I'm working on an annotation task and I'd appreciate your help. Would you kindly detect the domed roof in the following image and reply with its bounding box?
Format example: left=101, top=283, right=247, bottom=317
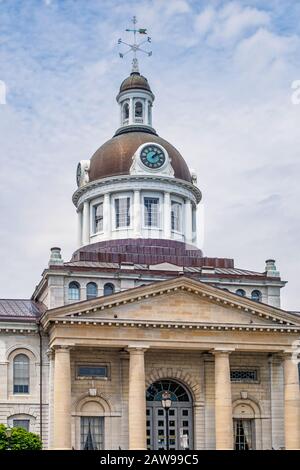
left=119, top=72, right=152, bottom=93
left=89, top=131, right=192, bottom=183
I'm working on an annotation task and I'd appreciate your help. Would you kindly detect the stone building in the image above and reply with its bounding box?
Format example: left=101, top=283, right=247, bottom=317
left=0, top=66, right=299, bottom=451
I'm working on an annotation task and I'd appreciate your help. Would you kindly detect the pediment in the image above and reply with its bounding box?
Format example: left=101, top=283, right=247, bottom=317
left=42, top=277, right=300, bottom=330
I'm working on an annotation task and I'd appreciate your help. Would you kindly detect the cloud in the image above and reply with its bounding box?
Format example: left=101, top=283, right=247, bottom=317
left=0, top=0, right=299, bottom=311
left=195, top=2, right=270, bottom=46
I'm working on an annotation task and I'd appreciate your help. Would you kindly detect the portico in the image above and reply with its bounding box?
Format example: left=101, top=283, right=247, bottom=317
left=41, top=277, right=300, bottom=450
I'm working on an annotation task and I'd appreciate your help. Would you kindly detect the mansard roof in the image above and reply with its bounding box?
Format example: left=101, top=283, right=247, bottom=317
left=0, top=299, right=45, bottom=321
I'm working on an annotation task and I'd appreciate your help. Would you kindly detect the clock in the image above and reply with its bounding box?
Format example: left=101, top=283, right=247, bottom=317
left=140, top=145, right=166, bottom=169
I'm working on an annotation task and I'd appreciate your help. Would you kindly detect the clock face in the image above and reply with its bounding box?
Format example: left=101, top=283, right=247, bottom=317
left=140, top=145, right=166, bottom=169
left=76, top=162, right=82, bottom=186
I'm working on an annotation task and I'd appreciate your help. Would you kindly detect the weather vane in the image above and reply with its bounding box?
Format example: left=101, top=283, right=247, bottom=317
left=118, top=16, right=152, bottom=73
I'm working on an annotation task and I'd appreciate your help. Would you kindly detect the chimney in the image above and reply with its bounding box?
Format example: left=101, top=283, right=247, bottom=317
left=49, top=247, right=64, bottom=267
left=265, top=259, right=280, bottom=277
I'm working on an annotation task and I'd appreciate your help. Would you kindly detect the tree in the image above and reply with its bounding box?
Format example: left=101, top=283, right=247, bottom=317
left=0, top=424, right=42, bottom=450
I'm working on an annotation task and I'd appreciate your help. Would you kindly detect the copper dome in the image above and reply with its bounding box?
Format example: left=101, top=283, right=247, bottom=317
left=119, top=72, right=152, bottom=93
left=89, top=131, right=192, bottom=183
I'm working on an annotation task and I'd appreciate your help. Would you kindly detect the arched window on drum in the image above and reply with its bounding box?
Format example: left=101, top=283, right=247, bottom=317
left=103, top=283, right=115, bottom=296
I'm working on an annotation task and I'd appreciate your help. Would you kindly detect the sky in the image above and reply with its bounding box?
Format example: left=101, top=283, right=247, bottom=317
left=0, top=0, right=299, bottom=310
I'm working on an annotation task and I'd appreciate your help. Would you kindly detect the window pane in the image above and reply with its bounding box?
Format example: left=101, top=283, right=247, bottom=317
left=234, top=419, right=254, bottom=450
left=251, top=290, right=262, bottom=302
left=230, top=369, right=258, bottom=383
left=171, top=201, right=182, bottom=232
left=69, top=282, right=80, bottom=300
left=104, top=283, right=115, bottom=296
left=81, top=417, right=104, bottom=450
left=77, top=365, right=107, bottom=378
left=144, top=197, right=159, bottom=227
left=236, top=289, right=246, bottom=297
left=13, top=354, right=29, bottom=394
left=87, top=282, right=98, bottom=300
left=123, top=102, right=129, bottom=120
left=13, top=419, right=30, bottom=431
left=115, top=197, right=130, bottom=228
left=135, top=101, right=143, bottom=117
left=93, top=203, right=103, bottom=233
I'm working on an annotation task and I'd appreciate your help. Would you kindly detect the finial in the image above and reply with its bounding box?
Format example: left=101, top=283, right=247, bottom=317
left=118, top=16, right=152, bottom=74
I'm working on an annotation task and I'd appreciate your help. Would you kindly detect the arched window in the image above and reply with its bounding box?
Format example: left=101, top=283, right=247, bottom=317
left=69, top=281, right=80, bottom=301
left=146, top=380, right=193, bottom=450
left=103, top=283, right=115, bottom=296
left=251, top=290, right=262, bottom=302
left=236, top=289, right=246, bottom=297
left=123, top=102, right=129, bottom=123
left=87, top=282, right=98, bottom=300
left=13, top=354, right=29, bottom=394
left=135, top=101, right=143, bottom=120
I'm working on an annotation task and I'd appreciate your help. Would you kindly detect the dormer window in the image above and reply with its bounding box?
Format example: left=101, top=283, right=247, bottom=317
left=135, top=101, right=143, bottom=123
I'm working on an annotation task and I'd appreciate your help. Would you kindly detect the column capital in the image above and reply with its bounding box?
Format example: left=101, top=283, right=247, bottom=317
left=46, top=348, right=55, bottom=359
left=53, top=345, right=72, bottom=353
left=126, top=344, right=149, bottom=354
left=211, top=348, right=235, bottom=356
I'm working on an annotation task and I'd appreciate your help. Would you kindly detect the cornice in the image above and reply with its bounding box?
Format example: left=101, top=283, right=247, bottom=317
left=41, top=278, right=300, bottom=329
left=0, top=323, right=38, bottom=334
left=72, top=174, right=202, bottom=207
left=47, top=316, right=300, bottom=334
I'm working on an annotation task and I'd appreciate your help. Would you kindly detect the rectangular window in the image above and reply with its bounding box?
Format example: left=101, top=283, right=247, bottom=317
left=115, top=197, right=130, bottom=228
left=13, top=419, right=30, bottom=431
left=171, top=201, right=182, bottom=232
left=230, top=369, right=258, bottom=383
left=144, top=197, right=160, bottom=227
left=13, top=356, right=29, bottom=394
left=81, top=417, right=104, bottom=450
left=234, top=419, right=254, bottom=450
left=93, top=203, right=103, bottom=233
left=77, top=365, right=108, bottom=379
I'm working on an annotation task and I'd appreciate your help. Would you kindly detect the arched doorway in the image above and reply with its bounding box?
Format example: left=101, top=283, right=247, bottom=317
left=146, top=379, right=193, bottom=450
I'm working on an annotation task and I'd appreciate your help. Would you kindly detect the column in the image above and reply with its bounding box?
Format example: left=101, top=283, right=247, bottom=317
left=213, top=350, right=233, bottom=450
left=284, top=353, right=300, bottom=450
left=145, top=100, right=149, bottom=126
left=77, top=208, right=82, bottom=246
left=133, top=190, right=141, bottom=238
left=52, top=347, right=72, bottom=450
left=129, top=97, right=134, bottom=125
left=82, top=200, right=90, bottom=245
left=47, top=349, right=54, bottom=449
left=103, top=192, right=111, bottom=240
left=163, top=192, right=171, bottom=239
left=128, top=346, right=148, bottom=450
left=192, top=207, right=197, bottom=244
left=185, top=199, right=193, bottom=245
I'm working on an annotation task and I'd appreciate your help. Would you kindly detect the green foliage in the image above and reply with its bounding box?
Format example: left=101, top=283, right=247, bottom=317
left=0, top=424, right=42, bottom=450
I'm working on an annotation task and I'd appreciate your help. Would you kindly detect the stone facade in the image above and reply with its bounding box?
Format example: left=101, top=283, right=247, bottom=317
left=0, top=66, right=299, bottom=451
